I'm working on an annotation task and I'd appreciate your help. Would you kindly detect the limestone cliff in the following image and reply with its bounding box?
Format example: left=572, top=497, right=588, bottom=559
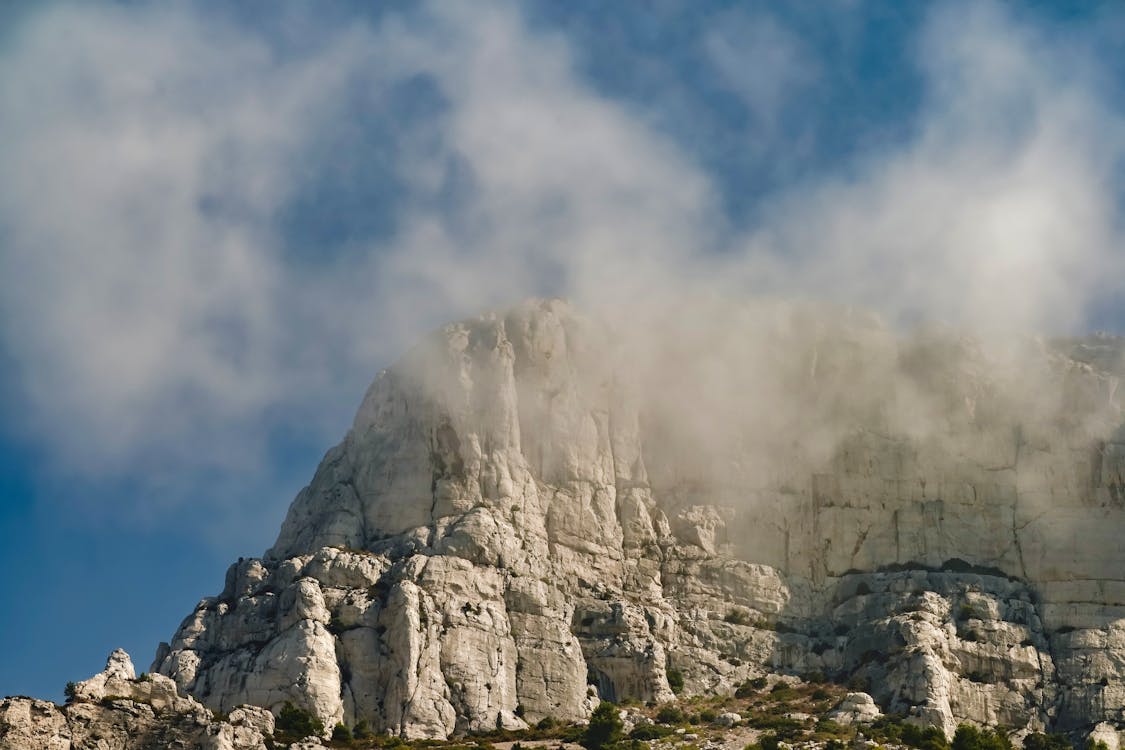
left=148, top=299, right=1125, bottom=741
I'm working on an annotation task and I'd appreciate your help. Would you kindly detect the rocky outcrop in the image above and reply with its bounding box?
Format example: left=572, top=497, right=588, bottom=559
left=827, top=570, right=1053, bottom=736
left=146, top=299, right=1125, bottom=741
left=0, top=650, right=273, bottom=750
left=828, top=692, right=882, bottom=725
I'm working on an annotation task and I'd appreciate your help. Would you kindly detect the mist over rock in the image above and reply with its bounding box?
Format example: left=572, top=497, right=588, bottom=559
left=149, top=299, right=1125, bottom=740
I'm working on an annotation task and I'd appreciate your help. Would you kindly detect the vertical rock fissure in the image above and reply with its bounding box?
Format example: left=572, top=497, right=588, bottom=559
left=893, top=509, right=901, bottom=564
left=606, top=381, right=624, bottom=532
left=1011, top=425, right=1029, bottom=582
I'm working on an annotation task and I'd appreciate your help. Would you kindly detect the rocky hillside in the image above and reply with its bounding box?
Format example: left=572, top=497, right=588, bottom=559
left=0, top=649, right=275, bottom=750
left=14, top=655, right=1119, bottom=750
left=7, top=298, right=1125, bottom=748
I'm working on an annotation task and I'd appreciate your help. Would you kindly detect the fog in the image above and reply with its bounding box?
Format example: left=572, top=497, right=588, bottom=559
left=0, top=1, right=1122, bottom=518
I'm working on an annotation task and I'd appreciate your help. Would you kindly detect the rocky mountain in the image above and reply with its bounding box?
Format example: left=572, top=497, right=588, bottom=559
left=141, top=299, right=1125, bottom=742
left=8, top=298, right=1125, bottom=748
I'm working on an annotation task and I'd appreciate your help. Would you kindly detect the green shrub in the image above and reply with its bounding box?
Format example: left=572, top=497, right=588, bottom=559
left=748, top=715, right=804, bottom=738
left=655, top=705, right=686, bottom=724
left=667, top=668, right=684, bottom=695
left=64, top=682, right=77, bottom=702
left=604, top=741, right=646, bottom=750
left=562, top=724, right=587, bottom=742
left=952, top=725, right=983, bottom=750
left=816, top=719, right=847, bottom=737
left=766, top=684, right=797, bottom=701
left=867, top=716, right=907, bottom=745
left=536, top=716, right=558, bottom=731
left=630, top=724, right=674, bottom=741
left=332, top=722, right=352, bottom=741
left=276, top=701, right=325, bottom=739
left=1023, top=734, right=1071, bottom=750
left=867, top=715, right=949, bottom=750
left=735, top=676, right=770, bottom=698
left=901, top=722, right=950, bottom=750
left=582, top=702, right=623, bottom=750
left=353, top=719, right=374, bottom=740
left=952, top=724, right=1011, bottom=750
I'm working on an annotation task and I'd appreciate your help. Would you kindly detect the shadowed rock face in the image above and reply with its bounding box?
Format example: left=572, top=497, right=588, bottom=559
left=152, top=299, right=1125, bottom=740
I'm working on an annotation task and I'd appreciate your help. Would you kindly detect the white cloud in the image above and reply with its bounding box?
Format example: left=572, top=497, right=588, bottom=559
left=0, top=1, right=718, bottom=486
left=0, top=0, right=1121, bottom=506
left=704, top=10, right=818, bottom=133
left=0, top=5, right=389, bottom=474
left=726, top=1, right=1124, bottom=336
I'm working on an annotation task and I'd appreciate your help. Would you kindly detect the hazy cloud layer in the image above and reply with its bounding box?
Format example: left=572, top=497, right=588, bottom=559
left=732, top=2, right=1125, bottom=335
left=0, top=1, right=1122, bottom=507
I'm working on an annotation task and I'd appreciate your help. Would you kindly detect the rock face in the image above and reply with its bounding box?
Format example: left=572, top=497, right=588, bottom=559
left=149, top=299, right=1125, bottom=741
left=0, top=650, right=273, bottom=750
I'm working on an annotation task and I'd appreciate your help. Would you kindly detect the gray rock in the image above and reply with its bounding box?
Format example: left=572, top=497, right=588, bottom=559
left=1090, top=722, right=1121, bottom=750
left=0, top=650, right=271, bottom=750
left=828, top=693, right=882, bottom=725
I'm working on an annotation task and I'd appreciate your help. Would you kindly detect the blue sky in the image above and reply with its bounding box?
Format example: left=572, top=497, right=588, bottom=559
left=1, top=0, right=1124, bottom=701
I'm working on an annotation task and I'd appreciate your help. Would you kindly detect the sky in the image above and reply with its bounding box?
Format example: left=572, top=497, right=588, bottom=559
left=1, top=0, right=1125, bottom=702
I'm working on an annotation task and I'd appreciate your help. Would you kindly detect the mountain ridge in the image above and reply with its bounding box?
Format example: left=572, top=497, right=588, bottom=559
left=147, top=299, right=1125, bottom=739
